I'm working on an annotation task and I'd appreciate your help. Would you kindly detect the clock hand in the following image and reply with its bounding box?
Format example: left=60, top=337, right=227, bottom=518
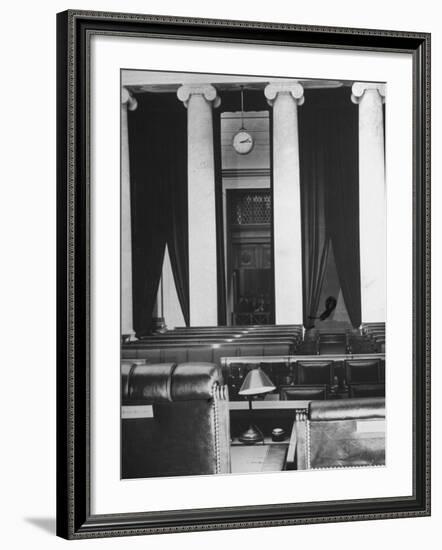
left=239, top=138, right=252, bottom=143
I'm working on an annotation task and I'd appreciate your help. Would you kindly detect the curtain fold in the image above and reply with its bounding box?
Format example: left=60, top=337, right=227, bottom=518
left=128, top=93, right=189, bottom=337
left=213, top=109, right=227, bottom=325
left=298, top=88, right=361, bottom=329
left=298, top=100, right=331, bottom=329
left=323, top=91, right=361, bottom=328
left=165, top=109, right=190, bottom=328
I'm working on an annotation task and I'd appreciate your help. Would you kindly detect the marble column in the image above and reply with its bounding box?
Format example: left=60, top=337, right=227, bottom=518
left=265, top=82, right=304, bottom=325
left=177, top=84, right=220, bottom=326
left=121, top=87, right=137, bottom=339
left=351, top=82, right=386, bottom=323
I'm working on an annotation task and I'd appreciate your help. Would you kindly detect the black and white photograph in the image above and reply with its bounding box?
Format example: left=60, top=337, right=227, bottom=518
left=120, top=69, right=387, bottom=479
left=51, top=4, right=431, bottom=542
left=1, top=0, right=437, bottom=546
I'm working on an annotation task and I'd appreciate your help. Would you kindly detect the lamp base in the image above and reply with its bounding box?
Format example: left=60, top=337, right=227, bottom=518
left=238, top=424, right=264, bottom=445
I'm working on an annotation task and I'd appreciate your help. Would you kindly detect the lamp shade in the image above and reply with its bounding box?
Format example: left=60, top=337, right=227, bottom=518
left=238, top=367, right=275, bottom=396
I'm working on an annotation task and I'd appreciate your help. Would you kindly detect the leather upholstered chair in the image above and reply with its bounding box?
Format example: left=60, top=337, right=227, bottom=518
left=345, top=359, right=381, bottom=384
left=121, top=362, right=231, bottom=479
left=287, top=398, right=385, bottom=470
left=280, top=384, right=328, bottom=401
left=296, top=361, right=333, bottom=385
left=349, top=383, right=385, bottom=398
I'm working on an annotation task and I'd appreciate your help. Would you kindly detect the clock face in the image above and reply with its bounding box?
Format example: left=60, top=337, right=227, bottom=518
left=232, top=130, right=254, bottom=155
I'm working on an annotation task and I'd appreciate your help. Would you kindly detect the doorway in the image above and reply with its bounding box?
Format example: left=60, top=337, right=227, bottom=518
left=226, top=190, right=274, bottom=325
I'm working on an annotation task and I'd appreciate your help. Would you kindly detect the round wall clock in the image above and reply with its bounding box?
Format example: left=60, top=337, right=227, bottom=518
left=232, top=86, right=254, bottom=155
left=232, top=130, right=254, bottom=155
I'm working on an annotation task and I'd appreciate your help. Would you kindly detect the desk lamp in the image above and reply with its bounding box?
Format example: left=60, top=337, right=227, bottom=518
left=238, top=367, right=275, bottom=444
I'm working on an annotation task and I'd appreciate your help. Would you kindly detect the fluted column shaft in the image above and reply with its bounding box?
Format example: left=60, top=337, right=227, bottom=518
left=121, top=88, right=137, bottom=338
left=177, top=85, right=220, bottom=326
left=352, top=82, right=386, bottom=323
left=265, top=82, right=304, bottom=325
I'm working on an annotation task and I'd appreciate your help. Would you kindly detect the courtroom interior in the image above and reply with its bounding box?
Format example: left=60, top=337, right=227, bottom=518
left=121, top=70, right=386, bottom=478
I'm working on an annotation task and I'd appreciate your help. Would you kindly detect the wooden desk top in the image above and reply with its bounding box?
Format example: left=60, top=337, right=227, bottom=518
left=229, top=400, right=309, bottom=411
left=231, top=436, right=290, bottom=446
left=122, top=399, right=309, bottom=418
left=230, top=443, right=288, bottom=474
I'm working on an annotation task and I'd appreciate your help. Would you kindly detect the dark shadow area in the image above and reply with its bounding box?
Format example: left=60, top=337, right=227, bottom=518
left=25, top=517, right=56, bottom=535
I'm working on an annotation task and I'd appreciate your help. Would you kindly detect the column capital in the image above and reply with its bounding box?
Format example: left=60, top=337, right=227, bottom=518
left=264, top=81, right=305, bottom=106
left=177, top=84, right=221, bottom=108
left=122, top=87, right=138, bottom=111
left=351, top=82, right=386, bottom=104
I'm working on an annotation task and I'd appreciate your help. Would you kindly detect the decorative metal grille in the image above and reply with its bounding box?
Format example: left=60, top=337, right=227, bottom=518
left=231, top=191, right=271, bottom=225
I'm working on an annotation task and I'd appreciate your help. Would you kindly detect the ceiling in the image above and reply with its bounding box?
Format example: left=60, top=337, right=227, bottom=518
left=122, top=69, right=355, bottom=94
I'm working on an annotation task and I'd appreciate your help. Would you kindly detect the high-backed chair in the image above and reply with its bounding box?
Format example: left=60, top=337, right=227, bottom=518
left=280, top=385, right=328, bottom=401
left=345, top=359, right=381, bottom=384
left=296, top=361, right=333, bottom=386
left=122, top=362, right=231, bottom=478
left=349, top=383, right=385, bottom=398
left=318, top=333, right=347, bottom=355
left=287, top=398, right=385, bottom=470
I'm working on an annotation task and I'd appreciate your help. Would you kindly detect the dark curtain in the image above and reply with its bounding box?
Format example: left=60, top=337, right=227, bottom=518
left=166, top=112, right=190, bottom=328
left=323, top=90, right=361, bottom=328
left=298, top=88, right=361, bottom=328
left=213, top=109, right=227, bottom=325
left=298, top=99, right=331, bottom=328
left=128, top=93, right=189, bottom=337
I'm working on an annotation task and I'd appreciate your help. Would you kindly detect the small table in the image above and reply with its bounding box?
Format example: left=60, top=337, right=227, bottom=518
left=230, top=442, right=288, bottom=473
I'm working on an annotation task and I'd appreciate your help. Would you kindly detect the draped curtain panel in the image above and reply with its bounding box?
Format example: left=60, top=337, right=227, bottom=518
left=299, top=99, right=331, bottom=328
left=323, top=90, right=361, bottom=328
left=166, top=102, right=190, bottom=328
left=128, top=93, right=189, bottom=337
left=298, top=88, right=361, bottom=329
left=213, top=109, right=227, bottom=325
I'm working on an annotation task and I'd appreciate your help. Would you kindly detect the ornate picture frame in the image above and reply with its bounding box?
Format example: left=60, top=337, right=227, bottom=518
left=56, top=9, right=430, bottom=539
